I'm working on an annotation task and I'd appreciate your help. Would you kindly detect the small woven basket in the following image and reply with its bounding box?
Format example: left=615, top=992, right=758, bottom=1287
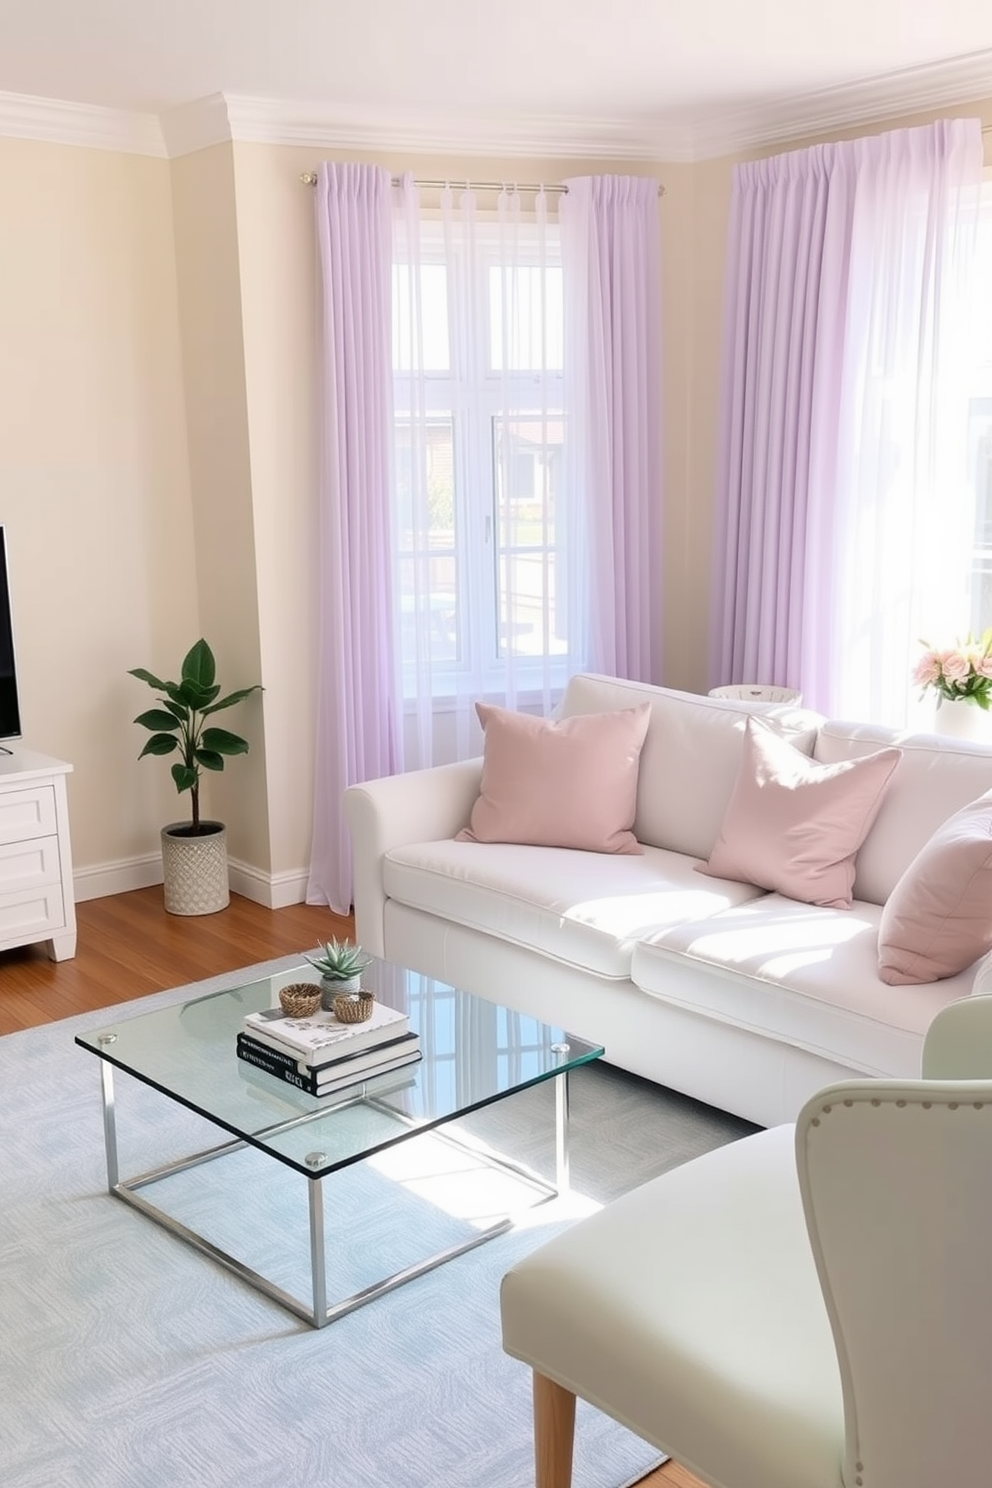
left=278, top=983, right=322, bottom=1018
left=333, top=990, right=376, bottom=1024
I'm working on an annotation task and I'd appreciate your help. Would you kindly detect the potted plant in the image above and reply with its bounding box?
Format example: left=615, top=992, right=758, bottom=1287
left=129, top=638, right=262, bottom=915
left=304, top=938, right=374, bottom=1015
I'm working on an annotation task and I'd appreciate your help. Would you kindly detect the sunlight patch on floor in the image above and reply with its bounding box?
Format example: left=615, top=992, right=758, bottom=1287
left=367, top=1129, right=601, bottom=1229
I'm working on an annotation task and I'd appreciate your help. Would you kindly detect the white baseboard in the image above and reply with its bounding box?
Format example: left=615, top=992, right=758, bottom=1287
left=228, top=860, right=310, bottom=909
left=73, top=853, right=163, bottom=902
left=73, top=854, right=310, bottom=909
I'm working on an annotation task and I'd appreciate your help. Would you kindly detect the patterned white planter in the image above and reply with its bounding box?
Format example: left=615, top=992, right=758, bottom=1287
left=160, top=822, right=229, bottom=916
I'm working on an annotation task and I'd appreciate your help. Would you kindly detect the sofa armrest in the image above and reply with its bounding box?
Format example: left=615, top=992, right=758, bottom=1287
left=343, top=759, right=483, bottom=956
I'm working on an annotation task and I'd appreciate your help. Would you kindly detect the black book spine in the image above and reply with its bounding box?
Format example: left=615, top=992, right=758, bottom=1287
left=237, top=1028, right=415, bottom=1074
left=236, top=1041, right=321, bottom=1093
left=236, top=1033, right=300, bottom=1074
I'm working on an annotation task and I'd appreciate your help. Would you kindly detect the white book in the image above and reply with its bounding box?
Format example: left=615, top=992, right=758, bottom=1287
left=243, top=996, right=409, bottom=1065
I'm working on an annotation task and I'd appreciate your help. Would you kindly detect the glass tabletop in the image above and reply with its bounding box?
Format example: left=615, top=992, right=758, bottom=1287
left=75, top=958, right=603, bottom=1179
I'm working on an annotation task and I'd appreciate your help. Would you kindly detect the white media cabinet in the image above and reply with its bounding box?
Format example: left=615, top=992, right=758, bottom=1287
left=0, top=749, right=76, bottom=961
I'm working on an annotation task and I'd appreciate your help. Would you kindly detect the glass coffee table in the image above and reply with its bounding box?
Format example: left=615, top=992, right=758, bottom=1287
left=75, top=958, right=603, bottom=1329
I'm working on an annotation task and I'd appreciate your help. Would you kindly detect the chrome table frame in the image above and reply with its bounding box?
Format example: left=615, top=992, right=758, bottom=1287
left=94, top=1036, right=575, bottom=1330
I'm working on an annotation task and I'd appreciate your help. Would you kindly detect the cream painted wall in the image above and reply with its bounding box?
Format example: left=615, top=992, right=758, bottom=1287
left=225, top=143, right=319, bottom=893
left=0, top=135, right=197, bottom=889
left=170, top=145, right=268, bottom=875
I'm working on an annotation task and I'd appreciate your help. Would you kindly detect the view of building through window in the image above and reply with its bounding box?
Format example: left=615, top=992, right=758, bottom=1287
left=392, top=223, right=566, bottom=697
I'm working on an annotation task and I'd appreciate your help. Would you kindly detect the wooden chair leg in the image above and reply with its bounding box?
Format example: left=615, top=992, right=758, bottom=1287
left=534, top=1370, right=576, bottom=1488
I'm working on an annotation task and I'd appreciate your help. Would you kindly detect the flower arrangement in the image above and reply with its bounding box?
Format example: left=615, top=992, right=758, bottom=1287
left=913, top=632, right=992, bottom=710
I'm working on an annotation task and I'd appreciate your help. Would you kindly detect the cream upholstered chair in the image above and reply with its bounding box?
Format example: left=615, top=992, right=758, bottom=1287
left=500, top=996, right=992, bottom=1488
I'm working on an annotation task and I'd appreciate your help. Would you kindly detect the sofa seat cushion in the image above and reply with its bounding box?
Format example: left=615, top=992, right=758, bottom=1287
left=383, top=840, right=767, bottom=980
left=631, top=896, right=974, bottom=1077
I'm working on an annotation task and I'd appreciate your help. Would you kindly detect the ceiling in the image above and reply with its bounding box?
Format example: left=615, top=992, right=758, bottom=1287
left=1, top=0, right=991, bottom=160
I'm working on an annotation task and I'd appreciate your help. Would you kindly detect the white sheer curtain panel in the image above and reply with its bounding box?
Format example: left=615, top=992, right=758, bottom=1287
left=306, top=163, right=403, bottom=914
left=392, top=177, right=571, bottom=769
left=817, top=121, right=984, bottom=725
left=560, top=176, right=663, bottom=682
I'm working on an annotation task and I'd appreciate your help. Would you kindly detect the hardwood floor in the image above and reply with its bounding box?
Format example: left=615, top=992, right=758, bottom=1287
left=0, top=886, right=354, bottom=1036
left=0, top=887, right=706, bottom=1488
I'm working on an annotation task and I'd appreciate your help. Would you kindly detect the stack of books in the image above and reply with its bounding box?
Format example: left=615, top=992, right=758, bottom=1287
left=237, top=997, right=420, bottom=1097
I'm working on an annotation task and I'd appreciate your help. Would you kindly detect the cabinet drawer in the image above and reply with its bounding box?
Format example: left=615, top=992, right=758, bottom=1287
left=0, top=834, right=62, bottom=895
left=0, top=883, right=66, bottom=946
left=0, top=785, right=57, bottom=845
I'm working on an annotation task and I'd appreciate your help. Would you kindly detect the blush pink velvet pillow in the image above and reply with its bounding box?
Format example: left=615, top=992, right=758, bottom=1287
left=877, top=793, right=992, bottom=985
left=456, top=701, right=650, bottom=854
left=698, top=717, right=901, bottom=909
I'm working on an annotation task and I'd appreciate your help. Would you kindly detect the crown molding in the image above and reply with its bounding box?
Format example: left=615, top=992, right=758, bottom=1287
left=158, top=93, right=232, bottom=158
left=0, top=45, right=990, bottom=167
left=220, top=94, right=687, bottom=162
left=0, top=89, right=165, bottom=156
left=689, top=47, right=992, bottom=159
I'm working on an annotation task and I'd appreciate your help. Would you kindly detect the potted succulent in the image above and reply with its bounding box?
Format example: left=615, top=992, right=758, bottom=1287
left=305, top=938, right=374, bottom=1016
left=129, top=638, right=262, bottom=916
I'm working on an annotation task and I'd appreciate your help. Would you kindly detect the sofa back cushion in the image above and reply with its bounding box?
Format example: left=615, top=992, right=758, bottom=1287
left=816, top=722, right=992, bottom=905
left=558, top=674, right=822, bottom=859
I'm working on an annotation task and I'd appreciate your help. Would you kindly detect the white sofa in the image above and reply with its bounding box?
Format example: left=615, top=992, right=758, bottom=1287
left=344, top=673, right=992, bottom=1127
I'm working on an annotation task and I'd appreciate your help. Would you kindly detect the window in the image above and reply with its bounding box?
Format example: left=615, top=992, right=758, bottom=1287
left=966, top=181, right=992, bottom=638
left=391, top=208, right=568, bottom=701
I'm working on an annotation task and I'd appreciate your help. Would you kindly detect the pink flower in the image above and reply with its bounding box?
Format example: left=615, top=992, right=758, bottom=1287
left=940, top=650, right=971, bottom=683
left=978, top=656, right=992, bottom=680
left=912, top=652, right=942, bottom=686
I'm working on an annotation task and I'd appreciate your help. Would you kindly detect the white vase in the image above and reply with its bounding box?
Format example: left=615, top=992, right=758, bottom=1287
left=934, top=697, right=990, bottom=742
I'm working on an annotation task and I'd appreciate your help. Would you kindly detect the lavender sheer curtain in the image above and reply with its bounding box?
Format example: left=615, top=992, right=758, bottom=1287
left=710, top=145, right=851, bottom=698
left=560, top=176, right=663, bottom=683
left=710, top=120, right=983, bottom=719
left=306, top=163, right=402, bottom=914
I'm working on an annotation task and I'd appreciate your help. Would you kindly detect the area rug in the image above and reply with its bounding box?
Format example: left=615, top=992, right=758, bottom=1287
left=0, top=956, right=755, bottom=1488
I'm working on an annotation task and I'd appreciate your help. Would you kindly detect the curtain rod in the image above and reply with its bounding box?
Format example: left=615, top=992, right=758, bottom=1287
left=300, top=171, right=664, bottom=196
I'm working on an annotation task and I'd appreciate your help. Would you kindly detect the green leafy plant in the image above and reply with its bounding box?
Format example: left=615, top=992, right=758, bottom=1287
left=129, top=638, right=262, bottom=834
left=304, top=938, right=372, bottom=981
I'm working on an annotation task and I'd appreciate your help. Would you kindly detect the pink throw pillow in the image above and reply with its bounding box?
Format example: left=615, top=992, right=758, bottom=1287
left=455, top=701, right=650, bottom=854
left=698, top=717, right=901, bottom=909
left=878, top=793, right=992, bottom=985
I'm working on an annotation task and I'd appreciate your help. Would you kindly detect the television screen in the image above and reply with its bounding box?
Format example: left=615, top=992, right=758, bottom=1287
left=0, top=527, right=22, bottom=741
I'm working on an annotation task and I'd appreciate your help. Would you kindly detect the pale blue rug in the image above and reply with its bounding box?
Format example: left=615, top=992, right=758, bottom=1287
left=0, top=957, right=754, bottom=1488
